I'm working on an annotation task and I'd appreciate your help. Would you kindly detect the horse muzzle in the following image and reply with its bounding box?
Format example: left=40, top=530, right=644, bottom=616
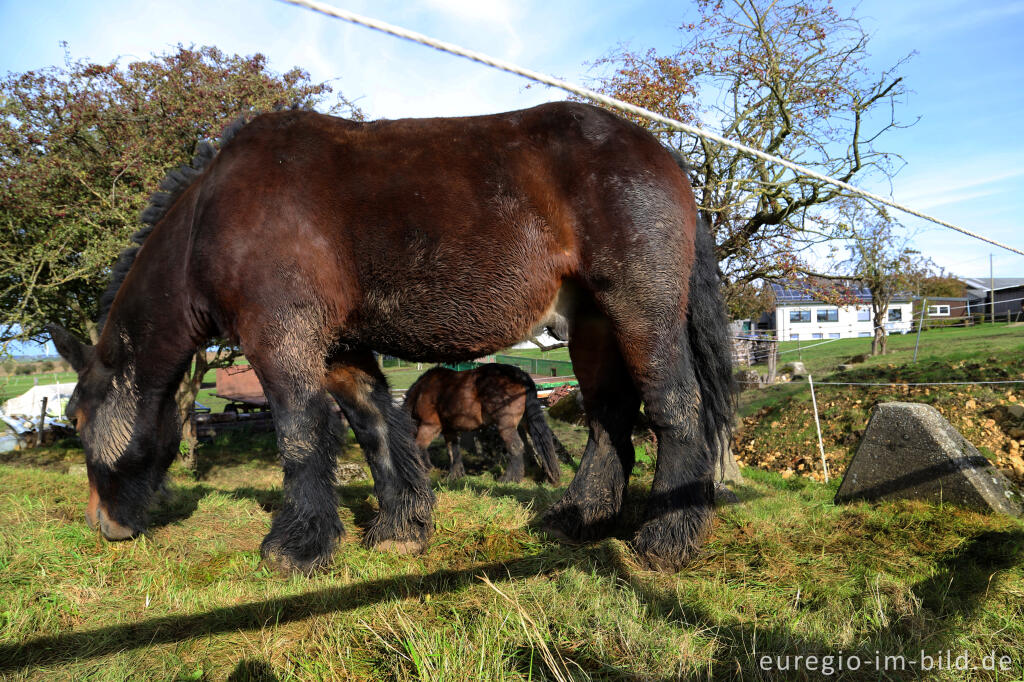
left=85, top=485, right=140, bottom=541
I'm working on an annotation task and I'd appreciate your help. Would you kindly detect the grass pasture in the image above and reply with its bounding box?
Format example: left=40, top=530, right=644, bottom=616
left=2, top=427, right=1023, bottom=680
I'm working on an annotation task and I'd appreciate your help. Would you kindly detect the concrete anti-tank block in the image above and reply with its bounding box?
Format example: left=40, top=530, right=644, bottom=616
left=835, top=402, right=1022, bottom=515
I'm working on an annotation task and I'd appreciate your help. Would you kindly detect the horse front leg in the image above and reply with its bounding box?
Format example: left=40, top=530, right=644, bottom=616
left=246, top=359, right=344, bottom=575
left=325, top=351, right=434, bottom=554
left=541, top=312, right=640, bottom=542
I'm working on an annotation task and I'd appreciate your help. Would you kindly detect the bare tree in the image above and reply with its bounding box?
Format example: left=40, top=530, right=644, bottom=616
left=842, top=205, right=927, bottom=355
left=588, top=0, right=914, bottom=303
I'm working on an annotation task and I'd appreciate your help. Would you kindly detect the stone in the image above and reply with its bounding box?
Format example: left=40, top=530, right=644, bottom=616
left=716, top=432, right=744, bottom=484
left=336, top=462, right=368, bottom=483
left=736, top=369, right=762, bottom=386
left=1006, top=404, right=1024, bottom=420
left=838, top=364, right=854, bottom=371
left=548, top=388, right=586, bottom=425
left=783, top=361, right=807, bottom=379
left=835, top=402, right=1022, bottom=515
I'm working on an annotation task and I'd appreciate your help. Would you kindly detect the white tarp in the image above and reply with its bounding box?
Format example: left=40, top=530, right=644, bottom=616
left=2, top=383, right=76, bottom=419
left=510, top=331, right=565, bottom=350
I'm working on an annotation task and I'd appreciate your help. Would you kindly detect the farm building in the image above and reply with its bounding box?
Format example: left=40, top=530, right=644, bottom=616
left=759, top=283, right=915, bottom=340
left=962, top=277, right=1024, bottom=320
left=914, top=296, right=969, bottom=321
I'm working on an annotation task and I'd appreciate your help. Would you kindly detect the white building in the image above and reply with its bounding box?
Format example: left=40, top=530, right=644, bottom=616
left=762, top=284, right=915, bottom=341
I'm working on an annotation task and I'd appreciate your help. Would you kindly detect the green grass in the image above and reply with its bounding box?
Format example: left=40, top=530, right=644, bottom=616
left=0, top=371, right=77, bottom=404
left=2, top=325, right=1024, bottom=678
left=740, top=323, right=1024, bottom=417
left=1, top=420, right=1023, bottom=680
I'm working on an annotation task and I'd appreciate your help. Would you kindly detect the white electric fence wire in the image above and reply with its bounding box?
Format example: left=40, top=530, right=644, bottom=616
left=279, top=0, right=1024, bottom=258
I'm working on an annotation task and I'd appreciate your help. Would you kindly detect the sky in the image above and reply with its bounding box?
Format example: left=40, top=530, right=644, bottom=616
left=1, top=0, right=1022, bottom=353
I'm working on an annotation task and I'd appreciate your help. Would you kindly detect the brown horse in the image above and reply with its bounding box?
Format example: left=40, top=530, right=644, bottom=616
left=404, top=364, right=560, bottom=484
left=47, top=101, right=733, bottom=573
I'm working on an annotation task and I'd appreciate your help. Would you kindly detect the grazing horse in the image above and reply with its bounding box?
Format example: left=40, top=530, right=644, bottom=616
left=47, top=101, right=733, bottom=573
left=404, top=364, right=561, bottom=484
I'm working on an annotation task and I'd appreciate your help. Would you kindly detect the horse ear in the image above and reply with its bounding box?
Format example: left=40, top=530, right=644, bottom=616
left=45, top=324, right=93, bottom=373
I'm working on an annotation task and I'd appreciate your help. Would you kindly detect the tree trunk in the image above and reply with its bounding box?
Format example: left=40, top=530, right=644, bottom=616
left=871, top=306, right=888, bottom=356
left=175, top=350, right=208, bottom=472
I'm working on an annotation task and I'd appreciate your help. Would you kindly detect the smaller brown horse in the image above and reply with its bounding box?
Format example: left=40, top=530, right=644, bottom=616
left=404, top=364, right=561, bottom=484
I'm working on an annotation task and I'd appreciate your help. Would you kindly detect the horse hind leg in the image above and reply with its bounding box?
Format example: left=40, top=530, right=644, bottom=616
left=324, top=351, right=434, bottom=554
left=496, top=423, right=527, bottom=483
left=444, top=431, right=466, bottom=480
left=541, top=310, right=640, bottom=541
left=627, top=323, right=716, bottom=571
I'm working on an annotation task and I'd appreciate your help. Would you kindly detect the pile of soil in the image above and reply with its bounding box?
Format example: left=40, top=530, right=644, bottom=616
left=734, top=385, right=1024, bottom=486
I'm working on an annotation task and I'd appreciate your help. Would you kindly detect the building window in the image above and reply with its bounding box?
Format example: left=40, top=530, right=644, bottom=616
left=789, top=309, right=811, bottom=323
left=817, top=308, right=839, bottom=322
left=858, top=331, right=872, bottom=338
left=811, top=333, right=823, bottom=340
left=888, top=308, right=902, bottom=322
left=857, top=307, right=871, bottom=322
left=828, top=333, right=841, bottom=339
left=790, top=333, right=800, bottom=341
left=928, top=304, right=950, bottom=317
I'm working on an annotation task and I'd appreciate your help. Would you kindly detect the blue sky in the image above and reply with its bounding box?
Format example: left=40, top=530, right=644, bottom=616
left=1, top=0, right=1022, bottom=353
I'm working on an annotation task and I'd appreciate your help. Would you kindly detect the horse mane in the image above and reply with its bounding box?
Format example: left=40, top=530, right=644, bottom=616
left=95, top=114, right=254, bottom=332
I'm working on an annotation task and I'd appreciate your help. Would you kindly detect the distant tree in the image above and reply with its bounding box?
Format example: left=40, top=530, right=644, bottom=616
left=587, top=0, right=912, bottom=297
left=918, top=270, right=967, bottom=299
left=724, top=280, right=774, bottom=321
left=841, top=205, right=927, bottom=356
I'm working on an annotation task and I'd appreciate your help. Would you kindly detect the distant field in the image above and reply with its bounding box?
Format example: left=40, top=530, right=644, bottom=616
left=0, top=371, right=77, bottom=404
left=5, top=346, right=574, bottom=416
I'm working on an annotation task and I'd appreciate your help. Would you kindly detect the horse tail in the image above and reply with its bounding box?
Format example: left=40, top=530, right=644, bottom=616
left=522, top=381, right=561, bottom=485
left=669, top=146, right=736, bottom=478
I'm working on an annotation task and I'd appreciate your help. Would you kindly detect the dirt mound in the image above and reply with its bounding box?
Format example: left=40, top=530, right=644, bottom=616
left=735, top=385, right=1024, bottom=487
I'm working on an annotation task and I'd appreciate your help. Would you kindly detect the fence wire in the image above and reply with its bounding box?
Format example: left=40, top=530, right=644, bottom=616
left=279, top=0, right=1024, bottom=257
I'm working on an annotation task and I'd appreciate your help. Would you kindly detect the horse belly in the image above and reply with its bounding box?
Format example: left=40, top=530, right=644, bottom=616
left=358, top=274, right=564, bottom=361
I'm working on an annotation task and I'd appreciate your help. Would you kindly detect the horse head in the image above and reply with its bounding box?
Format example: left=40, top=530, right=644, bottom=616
left=47, top=323, right=180, bottom=542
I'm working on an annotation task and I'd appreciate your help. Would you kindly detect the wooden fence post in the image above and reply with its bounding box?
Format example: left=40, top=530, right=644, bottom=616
left=35, top=396, right=48, bottom=448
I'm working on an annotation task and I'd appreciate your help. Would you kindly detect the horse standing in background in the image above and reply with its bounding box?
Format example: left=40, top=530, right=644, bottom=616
left=404, top=364, right=561, bottom=484
left=48, top=101, right=733, bottom=574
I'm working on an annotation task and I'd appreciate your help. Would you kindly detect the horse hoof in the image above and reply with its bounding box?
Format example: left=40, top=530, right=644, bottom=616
left=540, top=522, right=584, bottom=546
left=497, top=470, right=524, bottom=483
left=370, top=538, right=428, bottom=555
left=447, top=466, right=466, bottom=481
left=629, top=511, right=711, bottom=572
left=260, top=545, right=332, bottom=576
